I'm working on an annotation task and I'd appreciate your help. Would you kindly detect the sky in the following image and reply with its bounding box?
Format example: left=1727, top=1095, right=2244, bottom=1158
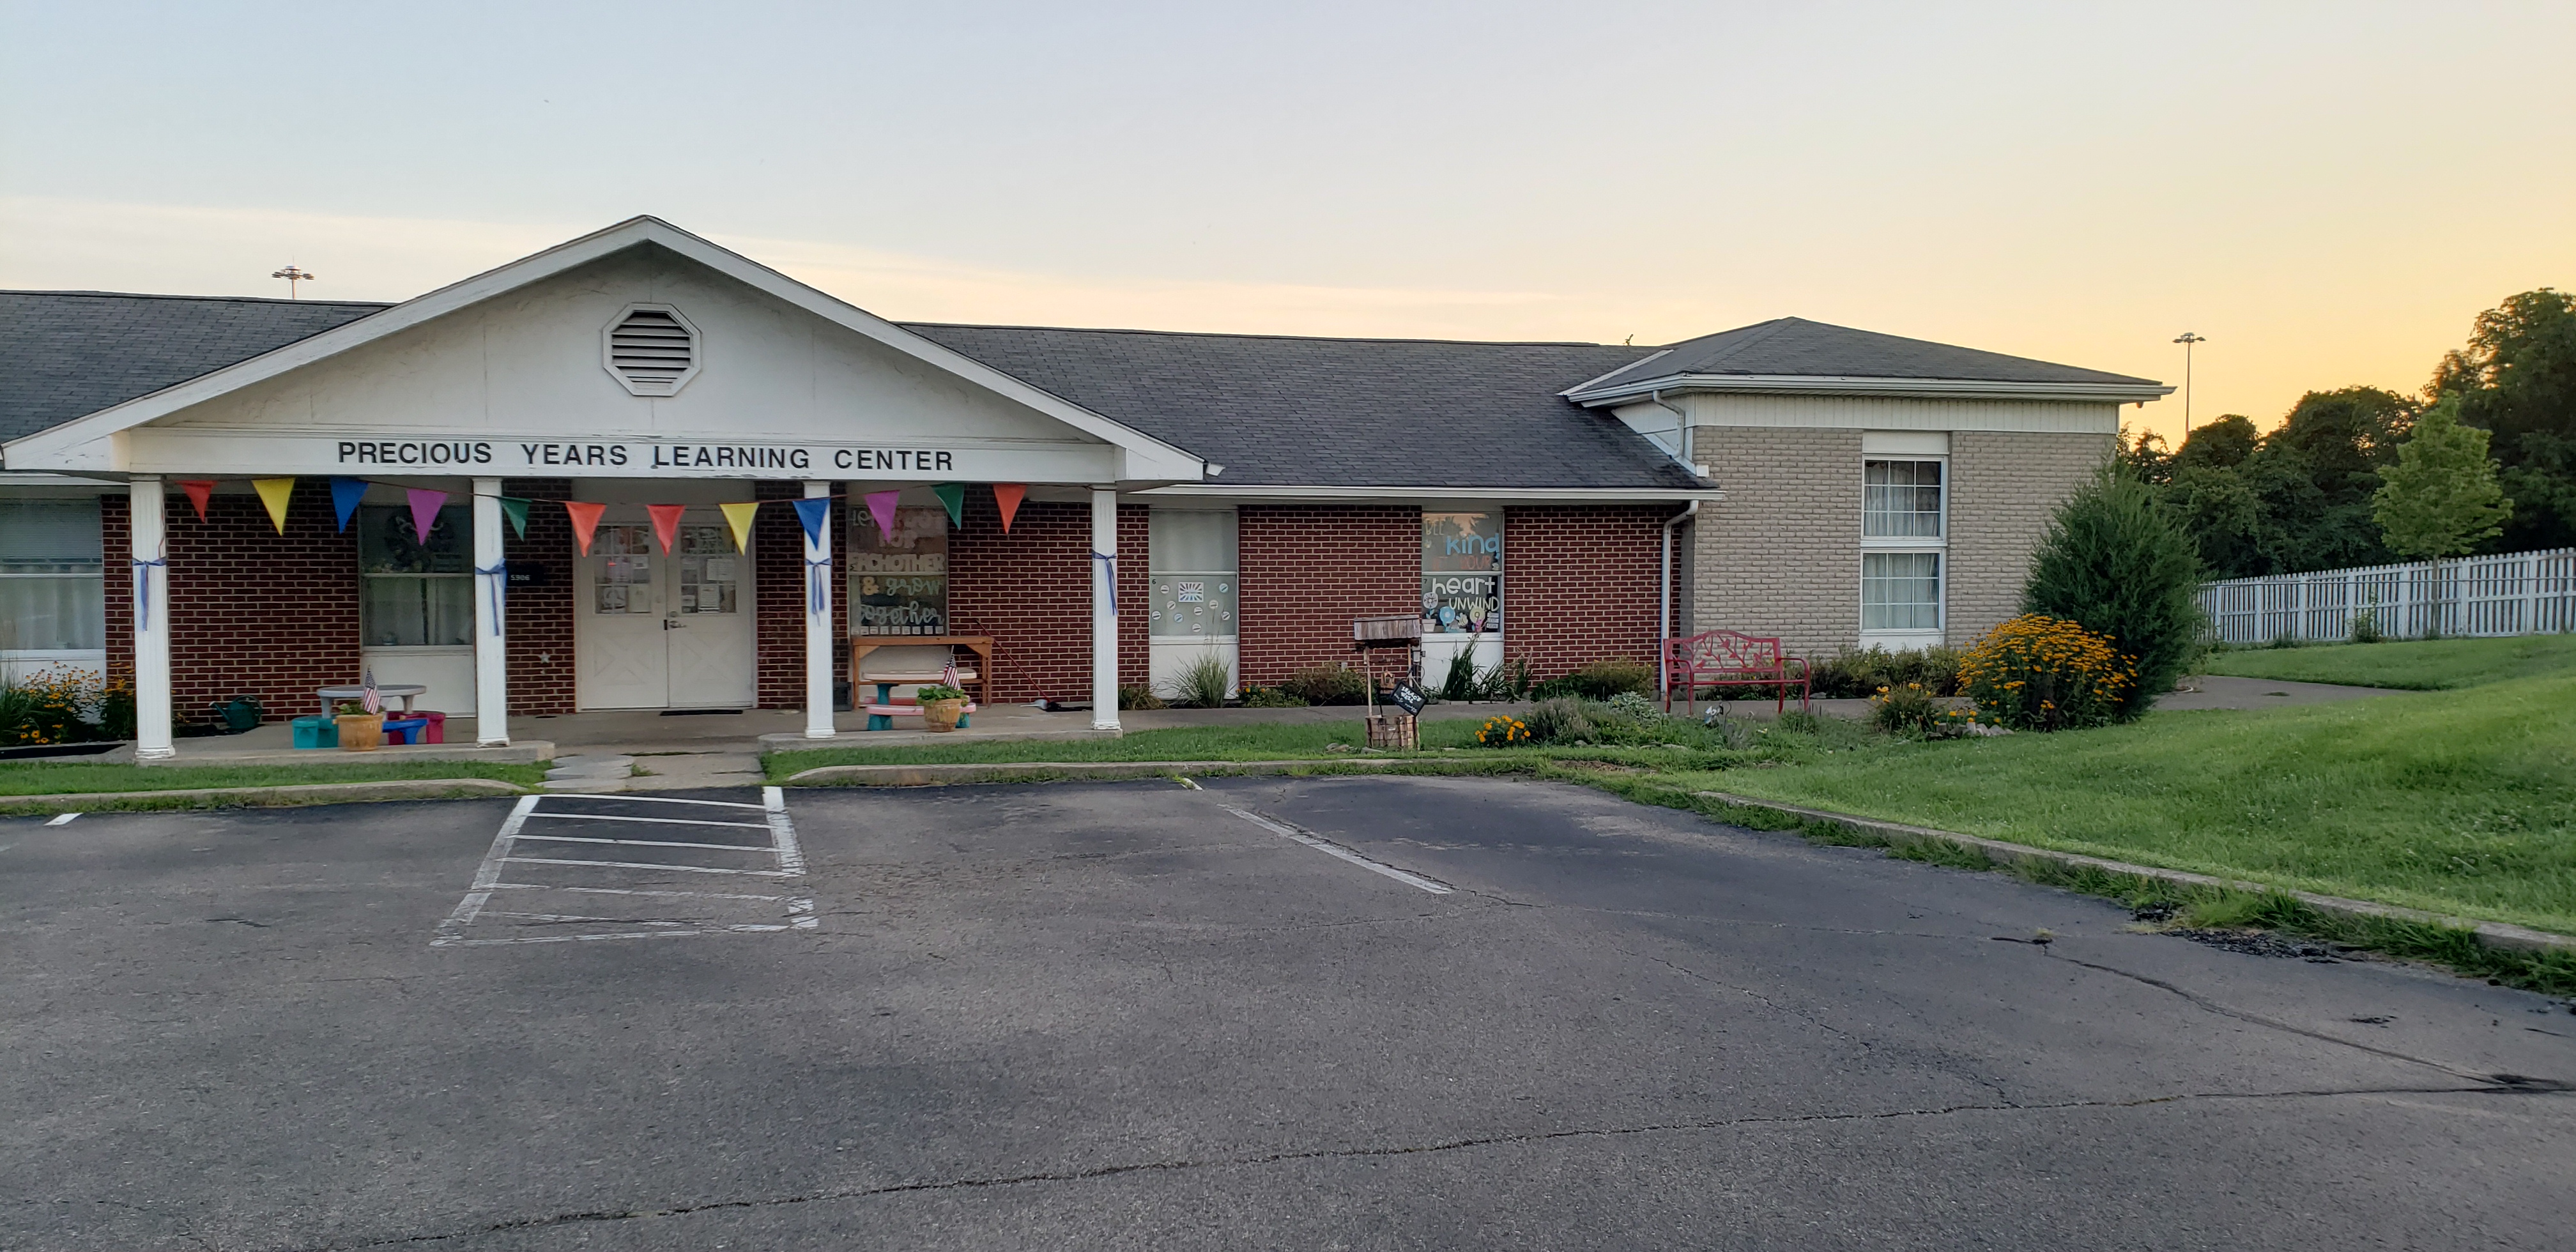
left=4, top=1, right=2571, bottom=445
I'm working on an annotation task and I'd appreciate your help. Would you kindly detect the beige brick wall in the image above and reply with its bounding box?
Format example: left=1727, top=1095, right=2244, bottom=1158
left=1687, top=426, right=1863, bottom=657
left=1946, top=430, right=2113, bottom=644
left=1687, top=425, right=2110, bottom=655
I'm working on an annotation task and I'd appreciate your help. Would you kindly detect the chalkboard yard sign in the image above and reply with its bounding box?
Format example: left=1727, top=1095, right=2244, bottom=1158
left=1388, top=683, right=1427, bottom=715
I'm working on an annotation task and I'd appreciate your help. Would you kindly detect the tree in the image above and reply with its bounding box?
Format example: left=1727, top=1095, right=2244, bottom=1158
left=2373, top=395, right=2510, bottom=561
left=2022, top=463, right=2207, bottom=719
left=2430, top=288, right=2576, bottom=549
left=2172, top=414, right=2258, bottom=471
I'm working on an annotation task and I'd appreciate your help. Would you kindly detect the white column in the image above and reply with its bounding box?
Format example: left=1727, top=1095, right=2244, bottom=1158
left=1090, top=487, right=1121, bottom=731
left=472, top=478, right=510, bottom=746
left=803, top=480, right=836, bottom=739
left=130, top=477, right=174, bottom=760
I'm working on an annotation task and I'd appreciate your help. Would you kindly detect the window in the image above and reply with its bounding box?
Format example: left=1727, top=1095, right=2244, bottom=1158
left=1151, top=510, right=1238, bottom=639
left=1862, top=552, right=1943, bottom=632
left=0, top=498, right=104, bottom=652
left=1422, top=510, right=1501, bottom=634
left=358, top=505, right=473, bottom=646
left=1864, top=459, right=1945, bottom=538
left=850, top=507, right=947, bottom=636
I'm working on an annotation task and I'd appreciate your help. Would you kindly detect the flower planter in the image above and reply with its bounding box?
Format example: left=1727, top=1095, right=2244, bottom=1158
left=919, top=698, right=965, bottom=733
left=335, top=713, right=386, bottom=752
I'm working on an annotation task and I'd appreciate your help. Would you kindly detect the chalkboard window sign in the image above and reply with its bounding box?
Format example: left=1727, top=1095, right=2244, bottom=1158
left=1422, top=510, right=1502, bottom=635
left=1388, top=683, right=1427, bottom=715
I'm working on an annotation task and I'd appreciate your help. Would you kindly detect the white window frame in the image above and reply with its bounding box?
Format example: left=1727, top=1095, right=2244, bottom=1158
left=1, top=496, right=107, bottom=668
left=1859, top=454, right=1947, bottom=648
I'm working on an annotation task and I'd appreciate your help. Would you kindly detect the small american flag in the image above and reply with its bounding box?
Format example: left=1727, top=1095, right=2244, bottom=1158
left=941, top=658, right=962, bottom=691
left=360, top=668, right=381, bottom=715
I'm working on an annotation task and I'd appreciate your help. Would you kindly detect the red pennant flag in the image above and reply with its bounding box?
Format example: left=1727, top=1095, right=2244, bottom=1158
left=993, top=483, right=1025, bottom=534
left=647, top=503, right=686, bottom=555
left=177, top=480, right=215, bottom=522
left=565, top=501, right=608, bottom=556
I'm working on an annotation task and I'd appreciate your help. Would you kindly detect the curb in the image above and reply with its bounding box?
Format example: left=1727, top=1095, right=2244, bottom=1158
left=0, top=777, right=526, bottom=816
left=782, top=758, right=1501, bottom=787
left=1692, top=790, right=2575, bottom=957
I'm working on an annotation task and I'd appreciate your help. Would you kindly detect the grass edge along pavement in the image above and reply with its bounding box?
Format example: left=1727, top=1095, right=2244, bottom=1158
left=2201, top=632, right=2576, bottom=691
left=0, top=760, right=544, bottom=814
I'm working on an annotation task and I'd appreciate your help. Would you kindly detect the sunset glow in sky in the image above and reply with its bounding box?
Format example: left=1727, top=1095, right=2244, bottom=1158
left=5, top=1, right=2571, bottom=444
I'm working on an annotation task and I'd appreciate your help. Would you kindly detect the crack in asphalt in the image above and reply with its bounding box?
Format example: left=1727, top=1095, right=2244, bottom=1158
left=297, top=1083, right=2563, bottom=1251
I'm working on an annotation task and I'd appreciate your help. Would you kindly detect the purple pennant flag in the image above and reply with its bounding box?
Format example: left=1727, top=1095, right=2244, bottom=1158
left=791, top=497, right=831, bottom=548
left=404, top=488, right=447, bottom=545
left=864, top=490, right=901, bottom=543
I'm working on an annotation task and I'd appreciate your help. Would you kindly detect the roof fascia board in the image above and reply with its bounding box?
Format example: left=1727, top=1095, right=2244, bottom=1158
left=1557, top=347, right=1670, bottom=397
left=3, top=217, right=1206, bottom=480
left=1136, top=484, right=1724, bottom=503
left=1568, top=373, right=2172, bottom=406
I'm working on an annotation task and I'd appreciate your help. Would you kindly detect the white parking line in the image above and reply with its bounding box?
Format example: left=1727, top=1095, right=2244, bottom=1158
left=432, top=791, right=812, bottom=947
left=1216, top=803, right=1453, bottom=894
left=45, top=813, right=80, bottom=826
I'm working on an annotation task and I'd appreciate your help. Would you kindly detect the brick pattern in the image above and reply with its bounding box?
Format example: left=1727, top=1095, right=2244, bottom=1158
left=944, top=495, right=1146, bottom=705
left=1945, top=430, right=2112, bottom=645
left=1503, top=506, right=1668, bottom=675
left=1689, top=427, right=1865, bottom=657
left=1236, top=505, right=1419, bottom=686
left=501, top=478, right=577, bottom=715
left=753, top=484, right=848, bottom=710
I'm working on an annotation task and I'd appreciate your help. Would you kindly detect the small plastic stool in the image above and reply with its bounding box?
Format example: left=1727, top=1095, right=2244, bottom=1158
left=382, top=717, right=431, bottom=745
left=414, top=710, right=446, bottom=744
left=290, top=715, right=338, bottom=749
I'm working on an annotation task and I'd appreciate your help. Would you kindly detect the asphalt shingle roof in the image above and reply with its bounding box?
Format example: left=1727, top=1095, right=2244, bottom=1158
left=0, top=291, right=388, bottom=444
left=1576, top=316, right=2159, bottom=393
left=903, top=323, right=1696, bottom=489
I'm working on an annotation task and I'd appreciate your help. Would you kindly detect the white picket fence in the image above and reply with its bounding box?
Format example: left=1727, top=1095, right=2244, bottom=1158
left=2199, top=548, right=2576, bottom=645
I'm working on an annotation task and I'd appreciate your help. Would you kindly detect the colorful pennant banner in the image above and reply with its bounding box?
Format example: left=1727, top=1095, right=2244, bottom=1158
left=178, top=480, right=215, bottom=523
left=993, top=483, right=1025, bottom=533
left=931, top=482, right=965, bottom=528
left=645, top=503, right=686, bottom=555
left=792, top=497, right=832, bottom=548
left=564, top=501, right=608, bottom=556
left=497, top=496, right=532, bottom=540
left=719, top=501, right=760, bottom=554
left=330, top=477, right=367, bottom=532
left=252, top=478, right=296, bottom=534
left=406, top=488, right=448, bottom=544
left=862, top=490, right=900, bottom=543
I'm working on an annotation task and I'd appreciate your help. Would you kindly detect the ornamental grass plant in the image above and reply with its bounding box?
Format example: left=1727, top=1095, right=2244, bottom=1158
left=1958, top=615, right=2134, bottom=731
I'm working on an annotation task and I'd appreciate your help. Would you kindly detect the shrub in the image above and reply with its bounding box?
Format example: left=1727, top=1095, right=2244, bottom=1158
left=1476, top=657, right=1535, bottom=702
left=2349, top=608, right=2384, bottom=645
left=915, top=684, right=969, bottom=703
left=1807, top=645, right=1965, bottom=699
left=1117, top=683, right=1166, bottom=710
left=2021, top=462, right=2206, bottom=717
left=1239, top=685, right=1307, bottom=708
left=1169, top=653, right=1234, bottom=708
left=1519, top=696, right=1597, bottom=744
left=1530, top=657, right=1653, bottom=701
left=1473, top=713, right=1531, bottom=747
left=1438, top=650, right=1478, bottom=701
left=1600, top=691, right=1664, bottom=724
left=1279, top=664, right=1368, bottom=706
left=0, top=667, right=111, bottom=747
left=1867, top=682, right=1968, bottom=738
left=1958, top=614, right=2134, bottom=731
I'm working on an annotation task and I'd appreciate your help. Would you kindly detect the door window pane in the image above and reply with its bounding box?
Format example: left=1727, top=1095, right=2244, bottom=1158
left=0, top=498, right=105, bottom=651
left=1864, top=460, right=1945, bottom=538
left=678, top=526, right=739, bottom=615
left=358, top=504, right=473, bottom=645
left=850, top=507, right=947, bottom=636
left=1151, top=509, right=1238, bottom=639
left=592, top=526, right=656, bottom=615
left=1422, top=510, right=1501, bottom=634
left=1861, top=552, right=1943, bottom=630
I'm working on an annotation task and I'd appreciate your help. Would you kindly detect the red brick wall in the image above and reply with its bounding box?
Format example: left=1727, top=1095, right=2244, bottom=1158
left=1504, top=505, right=1667, bottom=676
left=941, top=494, right=1145, bottom=705
left=97, top=487, right=363, bottom=724
left=1236, top=505, right=1420, bottom=686
left=501, top=478, right=577, bottom=715
left=754, top=484, right=849, bottom=710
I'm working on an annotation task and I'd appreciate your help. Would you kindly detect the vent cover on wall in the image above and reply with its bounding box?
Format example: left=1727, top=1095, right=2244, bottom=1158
left=601, top=303, right=702, bottom=396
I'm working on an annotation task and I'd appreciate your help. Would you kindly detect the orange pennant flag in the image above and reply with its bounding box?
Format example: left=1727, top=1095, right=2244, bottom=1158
left=252, top=478, right=295, bottom=534
left=993, top=483, right=1025, bottom=534
left=177, top=480, right=215, bottom=522
left=719, top=501, right=760, bottom=553
left=647, top=503, right=686, bottom=555
left=564, top=501, right=608, bottom=556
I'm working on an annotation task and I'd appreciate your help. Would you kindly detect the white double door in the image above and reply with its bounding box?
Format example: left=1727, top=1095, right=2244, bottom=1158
left=576, top=510, right=756, bottom=710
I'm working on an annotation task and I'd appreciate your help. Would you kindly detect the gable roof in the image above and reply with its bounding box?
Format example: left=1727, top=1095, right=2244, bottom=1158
left=0, top=291, right=388, bottom=443
left=1566, top=316, right=2166, bottom=404
left=902, top=324, right=1699, bottom=490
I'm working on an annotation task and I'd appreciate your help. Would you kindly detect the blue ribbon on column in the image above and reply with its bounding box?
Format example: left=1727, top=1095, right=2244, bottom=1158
left=1091, top=549, right=1117, bottom=616
left=130, top=556, right=166, bottom=632
left=806, top=556, right=832, bottom=616
left=475, top=561, right=507, bottom=636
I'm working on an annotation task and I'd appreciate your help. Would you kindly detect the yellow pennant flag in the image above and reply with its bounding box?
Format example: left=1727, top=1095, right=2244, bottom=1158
left=719, top=500, right=761, bottom=553
left=252, top=478, right=296, bottom=534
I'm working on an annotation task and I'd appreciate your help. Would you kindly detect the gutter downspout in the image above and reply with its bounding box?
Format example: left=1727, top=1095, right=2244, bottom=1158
left=1659, top=499, right=1699, bottom=696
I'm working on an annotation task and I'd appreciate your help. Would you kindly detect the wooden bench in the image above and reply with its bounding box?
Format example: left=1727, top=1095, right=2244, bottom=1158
left=1664, top=629, right=1811, bottom=715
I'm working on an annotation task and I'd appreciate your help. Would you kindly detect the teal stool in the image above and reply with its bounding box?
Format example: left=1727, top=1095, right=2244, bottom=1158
left=291, top=715, right=339, bottom=749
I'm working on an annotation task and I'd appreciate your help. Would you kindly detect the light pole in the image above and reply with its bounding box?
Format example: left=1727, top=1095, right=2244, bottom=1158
left=2172, top=332, right=2205, bottom=436
left=272, top=265, right=316, bottom=299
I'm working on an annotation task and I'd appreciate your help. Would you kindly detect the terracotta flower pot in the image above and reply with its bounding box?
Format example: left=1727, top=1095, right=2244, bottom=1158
left=335, top=713, right=385, bottom=751
left=920, top=698, right=965, bottom=733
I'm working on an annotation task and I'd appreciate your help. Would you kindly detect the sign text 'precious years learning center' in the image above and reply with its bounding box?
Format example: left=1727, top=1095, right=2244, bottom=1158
left=334, top=439, right=959, bottom=474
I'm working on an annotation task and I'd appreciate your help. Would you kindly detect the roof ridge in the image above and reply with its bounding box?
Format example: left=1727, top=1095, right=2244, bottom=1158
left=0, top=289, right=394, bottom=309
left=900, top=320, right=1628, bottom=349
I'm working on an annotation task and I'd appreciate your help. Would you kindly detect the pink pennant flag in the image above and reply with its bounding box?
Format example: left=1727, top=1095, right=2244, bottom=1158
left=404, top=488, right=448, bottom=545
left=647, top=504, right=687, bottom=555
left=564, top=501, right=608, bottom=556
left=864, top=490, right=901, bottom=543
left=992, top=483, right=1025, bottom=534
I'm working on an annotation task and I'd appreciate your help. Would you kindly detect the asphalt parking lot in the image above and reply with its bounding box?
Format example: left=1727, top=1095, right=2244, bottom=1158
left=5, top=775, right=2572, bottom=1251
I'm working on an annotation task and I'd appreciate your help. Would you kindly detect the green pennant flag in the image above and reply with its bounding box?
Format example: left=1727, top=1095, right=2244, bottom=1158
left=931, top=482, right=966, bottom=528
left=497, top=496, right=532, bottom=540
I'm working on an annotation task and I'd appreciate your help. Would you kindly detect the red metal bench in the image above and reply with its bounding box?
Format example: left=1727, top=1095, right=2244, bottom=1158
left=1664, top=630, right=1811, bottom=714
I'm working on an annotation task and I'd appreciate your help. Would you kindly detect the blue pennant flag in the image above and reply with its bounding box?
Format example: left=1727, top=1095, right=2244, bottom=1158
left=330, top=477, right=368, bottom=532
left=791, top=497, right=831, bottom=547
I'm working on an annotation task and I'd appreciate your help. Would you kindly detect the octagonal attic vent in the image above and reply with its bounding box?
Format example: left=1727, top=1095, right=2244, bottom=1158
left=601, top=303, right=701, bottom=396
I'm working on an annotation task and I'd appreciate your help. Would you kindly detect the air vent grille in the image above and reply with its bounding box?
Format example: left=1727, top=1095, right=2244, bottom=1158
left=602, top=305, right=701, bottom=395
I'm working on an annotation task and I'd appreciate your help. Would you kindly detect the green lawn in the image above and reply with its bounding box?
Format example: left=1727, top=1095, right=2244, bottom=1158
left=2204, top=633, right=2576, bottom=690
left=0, top=760, right=545, bottom=797
left=1701, top=676, right=2576, bottom=935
